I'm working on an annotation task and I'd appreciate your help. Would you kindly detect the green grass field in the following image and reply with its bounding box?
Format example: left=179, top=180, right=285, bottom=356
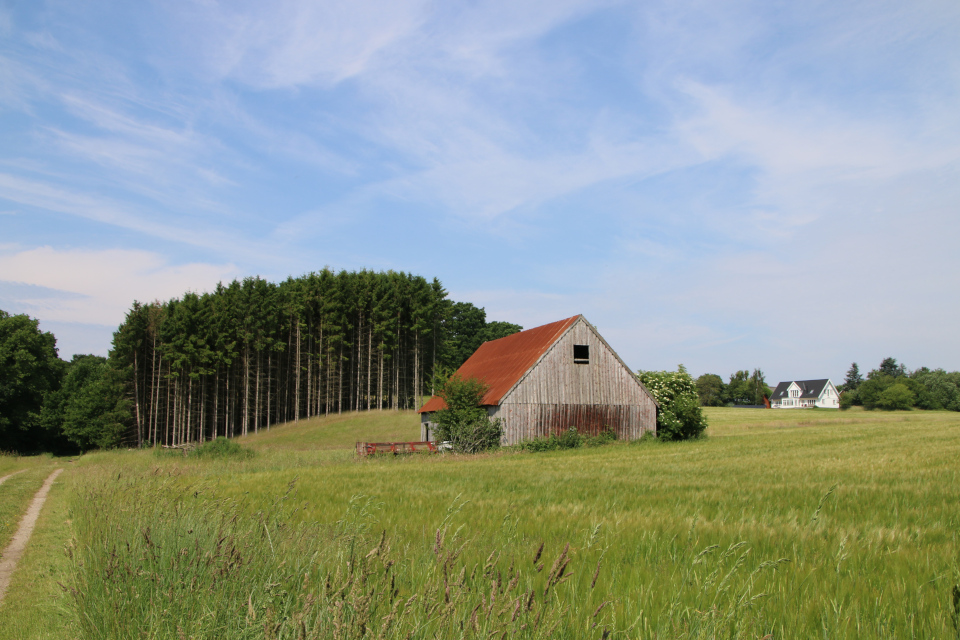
left=0, top=408, right=958, bottom=638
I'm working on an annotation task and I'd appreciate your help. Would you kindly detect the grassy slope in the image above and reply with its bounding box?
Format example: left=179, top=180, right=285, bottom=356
left=3, top=408, right=960, bottom=638
left=236, top=409, right=420, bottom=451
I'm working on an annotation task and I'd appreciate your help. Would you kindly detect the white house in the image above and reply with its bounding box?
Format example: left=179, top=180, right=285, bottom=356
left=770, top=379, right=840, bottom=408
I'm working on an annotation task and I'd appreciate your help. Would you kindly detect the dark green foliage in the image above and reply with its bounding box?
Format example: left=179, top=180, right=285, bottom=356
left=877, top=357, right=906, bottom=378
left=875, top=383, right=914, bottom=411
left=431, top=374, right=502, bottom=453
left=41, top=354, right=129, bottom=451
left=439, top=304, right=521, bottom=370
left=858, top=375, right=890, bottom=410
left=723, top=369, right=770, bottom=406
left=839, top=389, right=857, bottom=410
left=724, top=370, right=753, bottom=405
left=638, top=366, right=708, bottom=440
left=520, top=427, right=583, bottom=452
left=850, top=357, right=960, bottom=411
left=585, top=428, right=617, bottom=447
left=695, top=374, right=725, bottom=407
left=0, top=310, right=63, bottom=452
left=481, top=321, right=523, bottom=344
left=518, top=426, right=615, bottom=452
left=859, top=374, right=929, bottom=411
left=911, top=369, right=960, bottom=411
left=190, top=436, right=253, bottom=459
left=843, top=362, right=863, bottom=394
left=442, top=302, right=487, bottom=370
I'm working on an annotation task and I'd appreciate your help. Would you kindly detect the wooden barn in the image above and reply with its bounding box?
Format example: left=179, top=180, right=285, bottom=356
left=418, top=315, right=658, bottom=444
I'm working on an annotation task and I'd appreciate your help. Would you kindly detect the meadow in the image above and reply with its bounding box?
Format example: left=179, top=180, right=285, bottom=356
left=0, top=407, right=958, bottom=639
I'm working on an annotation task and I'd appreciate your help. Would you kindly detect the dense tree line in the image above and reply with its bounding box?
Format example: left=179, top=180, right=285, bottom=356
left=840, top=357, right=960, bottom=411
left=694, top=369, right=771, bottom=407
left=0, top=270, right=521, bottom=453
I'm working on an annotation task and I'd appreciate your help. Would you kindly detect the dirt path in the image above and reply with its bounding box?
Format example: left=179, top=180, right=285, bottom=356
left=0, top=470, right=26, bottom=486
left=0, top=469, right=63, bottom=605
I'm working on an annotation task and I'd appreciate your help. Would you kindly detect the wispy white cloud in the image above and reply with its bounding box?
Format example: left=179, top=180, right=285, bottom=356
left=169, top=0, right=430, bottom=89
left=0, top=246, right=238, bottom=326
left=0, top=172, right=233, bottom=250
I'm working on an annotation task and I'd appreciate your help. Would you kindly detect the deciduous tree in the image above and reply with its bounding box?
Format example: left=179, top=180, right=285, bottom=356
left=0, top=310, right=62, bottom=452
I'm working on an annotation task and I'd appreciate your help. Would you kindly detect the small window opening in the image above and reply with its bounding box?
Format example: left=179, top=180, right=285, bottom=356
left=573, top=344, right=589, bottom=364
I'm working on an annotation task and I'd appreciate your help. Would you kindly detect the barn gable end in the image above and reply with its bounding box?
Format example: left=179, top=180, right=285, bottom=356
left=493, top=317, right=657, bottom=444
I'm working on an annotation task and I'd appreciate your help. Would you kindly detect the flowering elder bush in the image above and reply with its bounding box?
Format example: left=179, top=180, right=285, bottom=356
left=637, top=365, right=707, bottom=440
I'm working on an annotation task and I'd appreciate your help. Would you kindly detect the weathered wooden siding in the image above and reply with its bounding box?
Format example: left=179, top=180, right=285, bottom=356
left=492, top=403, right=653, bottom=443
left=496, top=319, right=656, bottom=445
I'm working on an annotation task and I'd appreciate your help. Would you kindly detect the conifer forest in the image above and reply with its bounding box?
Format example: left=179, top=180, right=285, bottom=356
left=108, top=270, right=519, bottom=448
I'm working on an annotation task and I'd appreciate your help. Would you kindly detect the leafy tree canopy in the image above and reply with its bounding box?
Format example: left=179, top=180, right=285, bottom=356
left=482, top=321, right=523, bottom=344
left=42, top=355, right=129, bottom=451
left=723, top=369, right=770, bottom=406
left=440, top=304, right=522, bottom=370
left=0, top=310, right=63, bottom=452
left=876, top=383, right=915, bottom=411
left=695, top=374, right=725, bottom=407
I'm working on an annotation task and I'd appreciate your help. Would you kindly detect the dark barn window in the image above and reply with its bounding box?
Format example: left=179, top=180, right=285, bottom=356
left=573, top=344, right=589, bottom=364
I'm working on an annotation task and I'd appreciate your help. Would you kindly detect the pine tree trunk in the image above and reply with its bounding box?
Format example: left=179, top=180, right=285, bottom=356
left=213, top=368, right=219, bottom=439
left=243, top=345, right=250, bottom=436
left=295, top=320, right=301, bottom=422
left=255, top=350, right=261, bottom=433
left=266, top=351, right=272, bottom=430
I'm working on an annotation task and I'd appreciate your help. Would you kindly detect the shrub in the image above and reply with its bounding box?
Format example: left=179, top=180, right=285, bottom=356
left=519, top=427, right=616, bottom=453
left=520, top=427, right=587, bottom=452
left=638, top=366, right=707, bottom=440
left=443, top=416, right=504, bottom=454
left=190, top=437, right=253, bottom=459
left=839, top=389, right=857, bottom=410
left=432, top=374, right=503, bottom=454
left=584, top=428, right=617, bottom=447
left=875, top=383, right=915, bottom=411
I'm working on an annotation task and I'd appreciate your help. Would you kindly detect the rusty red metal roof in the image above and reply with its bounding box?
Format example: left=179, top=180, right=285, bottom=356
left=419, top=315, right=580, bottom=412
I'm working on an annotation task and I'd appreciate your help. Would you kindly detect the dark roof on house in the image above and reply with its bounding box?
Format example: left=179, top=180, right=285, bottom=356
left=419, top=315, right=581, bottom=413
left=771, top=379, right=831, bottom=400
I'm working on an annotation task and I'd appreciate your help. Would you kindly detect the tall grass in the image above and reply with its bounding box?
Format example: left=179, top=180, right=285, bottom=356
left=34, top=408, right=960, bottom=637
left=66, top=474, right=627, bottom=638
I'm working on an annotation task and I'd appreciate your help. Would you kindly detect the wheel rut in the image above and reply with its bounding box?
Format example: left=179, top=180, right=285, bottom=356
left=0, top=468, right=63, bottom=605
left=0, top=470, right=26, bottom=486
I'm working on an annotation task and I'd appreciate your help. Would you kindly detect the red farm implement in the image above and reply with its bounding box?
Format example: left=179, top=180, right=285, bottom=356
left=356, top=441, right=439, bottom=456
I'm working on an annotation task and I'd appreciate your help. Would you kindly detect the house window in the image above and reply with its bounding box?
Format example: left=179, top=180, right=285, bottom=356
left=790, top=389, right=799, bottom=398
left=573, top=344, right=589, bottom=364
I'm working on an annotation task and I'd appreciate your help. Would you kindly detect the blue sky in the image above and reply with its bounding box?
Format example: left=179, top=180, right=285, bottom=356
left=1, top=0, right=958, bottom=384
